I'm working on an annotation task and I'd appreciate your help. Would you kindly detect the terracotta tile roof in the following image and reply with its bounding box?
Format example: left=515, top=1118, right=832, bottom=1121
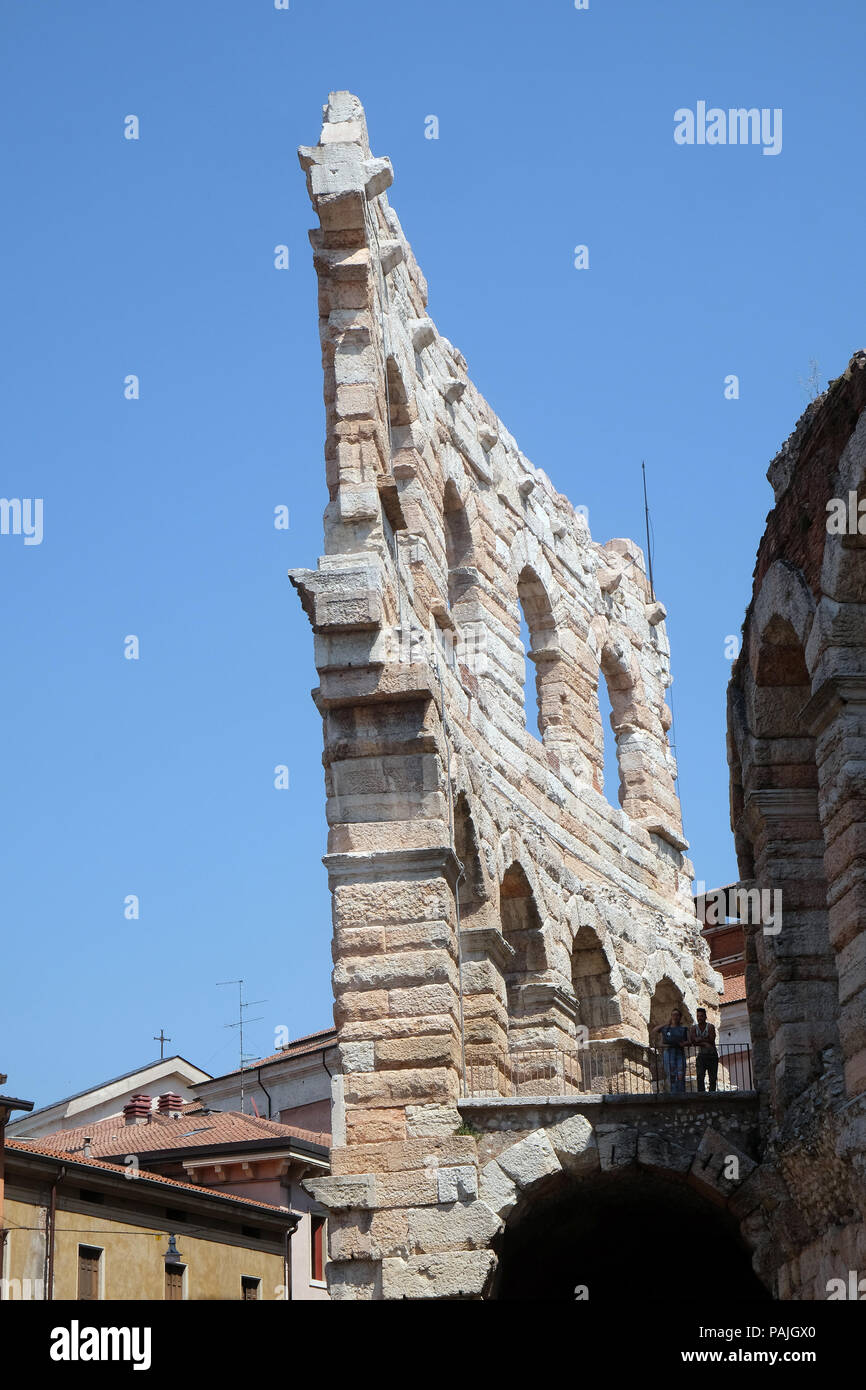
left=722, top=973, right=748, bottom=1005
left=13, top=1106, right=327, bottom=1159
left=210, top=1027, right=337, bottom=1080
left=266, top=1122, right=330, bottom=1148
left=5, top=1139, right=294, bottom=1217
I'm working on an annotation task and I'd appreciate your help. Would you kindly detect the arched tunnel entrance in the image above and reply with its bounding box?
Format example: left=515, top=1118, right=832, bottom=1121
left=494, top=1170, right=770, bottom=1302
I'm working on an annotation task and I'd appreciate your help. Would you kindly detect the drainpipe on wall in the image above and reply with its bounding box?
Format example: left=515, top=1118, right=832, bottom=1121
left=256, top=1066, right=272, bottom=1120
left=284, top=1223, right=294, bottom=1302
left=45, top=1165, right=65, bottom=1301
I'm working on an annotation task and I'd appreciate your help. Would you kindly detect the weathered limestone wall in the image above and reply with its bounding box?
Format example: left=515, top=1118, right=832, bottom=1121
left=727, top=352, right=866, bottom=1298
left=291, top=92, right=720, bottom=1299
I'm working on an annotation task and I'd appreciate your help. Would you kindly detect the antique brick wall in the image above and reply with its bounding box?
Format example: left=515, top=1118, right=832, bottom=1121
left=727, top=351, right=866, bottom=1298
left=290, top=92, right=721, bottom=1299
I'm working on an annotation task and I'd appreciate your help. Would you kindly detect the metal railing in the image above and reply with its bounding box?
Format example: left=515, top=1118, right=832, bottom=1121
left=465, top=1042, right=753, bottom=1099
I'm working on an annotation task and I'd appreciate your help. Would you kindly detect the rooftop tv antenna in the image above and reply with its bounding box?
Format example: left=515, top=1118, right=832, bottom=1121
left=216, top=979, right=265, bottom=1113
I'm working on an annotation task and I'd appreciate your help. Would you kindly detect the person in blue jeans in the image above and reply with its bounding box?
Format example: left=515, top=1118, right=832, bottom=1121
left=651, top=1009, right=689, bottom=1093
left=689, top=1008, right=719, bottom=1092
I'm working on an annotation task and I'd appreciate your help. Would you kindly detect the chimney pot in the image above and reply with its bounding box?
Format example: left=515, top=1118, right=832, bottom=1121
left=123, top=1093, right=153, bottom=1125
left=157, top=1092, right=184, bottom=1119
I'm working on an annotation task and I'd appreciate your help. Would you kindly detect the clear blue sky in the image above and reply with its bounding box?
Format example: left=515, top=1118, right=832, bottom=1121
left=2, top=0, right=864, bottom=1108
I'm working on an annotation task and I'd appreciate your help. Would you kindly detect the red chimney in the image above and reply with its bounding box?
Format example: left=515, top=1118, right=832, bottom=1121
left=123, top=1093, right=152, bottom=1125
left=157, top=1093, right=184, bottom=1118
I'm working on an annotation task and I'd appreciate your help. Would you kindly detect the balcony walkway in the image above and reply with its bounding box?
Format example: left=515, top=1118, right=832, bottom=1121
left=457, top=1045, right=762, bottom=1213
left=464, top=1040, right=753, bottom=1100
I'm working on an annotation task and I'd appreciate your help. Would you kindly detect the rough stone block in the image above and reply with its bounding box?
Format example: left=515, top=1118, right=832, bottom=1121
left=305, top=1173, right=377, bottom=1210
left=381, top=1250, right=495, bottom=1300
left=407, top=1201, right=502, bottom=1252
left=437, top=1165, right=479, bottom=1203
left=596, top=1125, right=638, bottom=1170
left=496, top=1131, right=562, bottom=1190
left=545, top=1112, right=599, bottom=1174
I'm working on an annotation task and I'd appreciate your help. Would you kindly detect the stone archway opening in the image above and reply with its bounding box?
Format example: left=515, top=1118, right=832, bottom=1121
left=493, top=1170, right=770, bottom=1302
left=649, top=977, right=692, bottom=1033
left=454, top=793, right=487, bottom=923
left=571, top=924, right=620, bottom=1037
left=516, top=565, right=558, bottom=742
left=443, top=479, right=475, bottom=609
left=595, top=671, right=622, bottom=809
left=500, top=862, right=546, bottom=981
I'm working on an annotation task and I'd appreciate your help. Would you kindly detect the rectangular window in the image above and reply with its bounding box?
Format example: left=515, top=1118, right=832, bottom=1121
left=241, top=1275, right=261, bottom=1301
left=77, top=1245, right=102, bottom=1301
left=310, top=1214, right=326, bottom=1284
left=165, top=1263, right=186, bottom=1301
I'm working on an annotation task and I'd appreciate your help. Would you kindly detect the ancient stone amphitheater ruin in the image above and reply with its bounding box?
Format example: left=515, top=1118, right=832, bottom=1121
left=291, top=93, right=866, bottom=1300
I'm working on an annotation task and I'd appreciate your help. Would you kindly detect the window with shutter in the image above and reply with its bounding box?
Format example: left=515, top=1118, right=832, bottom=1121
left=310, top=1214, right=326, bottom=1283
left=165, top=1263, right=185, bottom=1300
left=77, top=1245, right=102, bottom=1301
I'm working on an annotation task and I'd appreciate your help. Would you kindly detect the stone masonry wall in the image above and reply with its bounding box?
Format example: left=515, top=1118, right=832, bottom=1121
left=291, top=92, right=721, bottom=1299
left=727, top=352, right=866, bottom=1299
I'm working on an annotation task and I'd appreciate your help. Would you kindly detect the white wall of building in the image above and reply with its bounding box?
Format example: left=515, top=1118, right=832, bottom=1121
left=8, top=1059, right=212, bottom=1138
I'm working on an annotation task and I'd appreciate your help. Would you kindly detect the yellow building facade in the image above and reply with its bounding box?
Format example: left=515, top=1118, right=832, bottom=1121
left=1, top=1141, right=297, bottom=1301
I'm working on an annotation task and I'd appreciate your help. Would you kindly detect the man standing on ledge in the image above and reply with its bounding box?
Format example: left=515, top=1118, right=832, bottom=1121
left=689, top=1007, right=719, bottom=1093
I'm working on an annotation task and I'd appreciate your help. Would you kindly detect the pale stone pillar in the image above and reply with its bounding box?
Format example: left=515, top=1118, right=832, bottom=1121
left=317, top=845, right=488, bottom=1298
left=327, top=845, right=463, bottom=1148
left=506, top=982, right=579, bottom=1048
left=803, top=674, right=866, bottom=1095
left=743, top=789, right=842, bottom=1114
left=459, top=926, right=512, bottom=1093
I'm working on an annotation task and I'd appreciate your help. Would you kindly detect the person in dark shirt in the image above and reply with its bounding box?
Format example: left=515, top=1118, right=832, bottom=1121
left=689, top=1008, right=719, bottom=1092
left=651, top=1009, right=689, bottom=1093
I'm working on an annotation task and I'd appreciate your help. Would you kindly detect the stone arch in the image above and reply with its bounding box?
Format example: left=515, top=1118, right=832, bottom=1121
left=508, top=529, right=562, bottom=613
left=821, top=407, right=866, bottom=605
left=643, top=957, right=698, bottom=1035
left=736, top=574, right=843, bottom=1112
left=596, top=635, right=638, bottom=808
left=515, top=564, right=560, bottom=742
left=505, top=531, right=589, bottom=768
left=607, top=636, right=678, bottom=827
left=748, top=559, right=816, bottom=677
left=566, top=905, right=623, bottom=1038
left=493, top=830, right=553, bottom=925
left=810, top=416, right=866, bottom=1097
left=500, top=861, right=548, bottom=979
left=570, top=925, right=621, bottom=1037
left=453, top=790, right=491, bottom=923
left=480, top=1118, right=763, bottom=1220
left=497, top=855, right=573, bottom=1053
left=727, top=682, right=755, bottom=880
left=479, top=1118, right=771, bottom=1301
left=442, top=476, right=478, bottom=611
left=733, top=565, right=818, bottom=897
left=587, top=618, right=668, bottom=821
left=647, top=972, right=692, bottom=1032
left=385, top=351, right=416, bottom=428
